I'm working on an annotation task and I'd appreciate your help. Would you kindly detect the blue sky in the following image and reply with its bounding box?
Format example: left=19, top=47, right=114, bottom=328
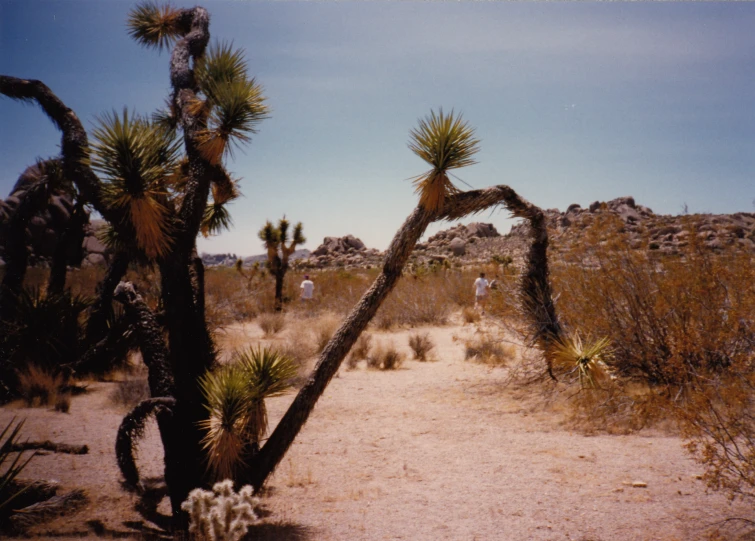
left=2, top=1, right=754, bottom=255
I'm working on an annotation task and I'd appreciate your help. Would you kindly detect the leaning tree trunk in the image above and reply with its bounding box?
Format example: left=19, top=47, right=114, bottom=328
left=248, top=185, right=559, bottom=490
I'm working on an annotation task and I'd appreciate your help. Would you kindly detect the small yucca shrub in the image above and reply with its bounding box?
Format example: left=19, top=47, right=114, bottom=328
left=552, top=334, right=613, bottom=389
left=199, top=347, right=297, bottom=481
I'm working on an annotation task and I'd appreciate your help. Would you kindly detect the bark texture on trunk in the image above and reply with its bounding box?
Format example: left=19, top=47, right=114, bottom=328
left=47, top=200, right=88, bottom=296
left=249, top=185, right=561, bottom=490
left=84, top=250, right=130, bottom=350
left=0, top=177, right=48, bottom=322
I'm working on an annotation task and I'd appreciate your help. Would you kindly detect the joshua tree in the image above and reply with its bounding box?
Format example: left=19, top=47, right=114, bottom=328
left=0, top=159, right=86, bottom=321
left=243, top=109, right=562, bottom=490
left=1, top=2, right=268, bottom=526
left=258, top=218, right=305, bottom=311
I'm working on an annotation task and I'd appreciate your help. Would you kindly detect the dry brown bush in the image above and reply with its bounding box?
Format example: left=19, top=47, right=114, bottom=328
left=464, top=333, right=515, bottom=367
left=16, top=364, right=66, bottom=407
left=408, top=332, right=435, bottom=362
left=311, top=312, right=341, bottom=353
left=549, top=214, right=755, bottom=503
left=346, top=333, right=372, bottom=369
left=258, top=313, right=286, bottom=336
left=109, top=378, right=150, bottom=408
left=366, top=341, right=405, bottom=370
left=461, top=306, right=480, bottom=324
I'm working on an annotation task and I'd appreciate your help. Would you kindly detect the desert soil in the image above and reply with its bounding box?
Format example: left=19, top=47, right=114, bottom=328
left=1, top=315, right=751, bottom=540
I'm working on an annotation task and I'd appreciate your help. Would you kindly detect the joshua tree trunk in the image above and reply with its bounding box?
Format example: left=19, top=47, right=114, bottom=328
left=47, top=200, right=88, bottom=296
left=2, top=7, right=222, bottom=524
left=0, top=174, right=49, bottom=322
left=84, top=250, right=130, bottom=348
left=274, top=266, right=286, bottom=311
left=248, top=184, right=559, bottom=490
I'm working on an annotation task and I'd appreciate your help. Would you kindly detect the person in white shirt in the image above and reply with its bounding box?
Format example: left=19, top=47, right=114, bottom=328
left=300, top=275, right=314, bottom=301
left=473, top=272, right=489, bottom=313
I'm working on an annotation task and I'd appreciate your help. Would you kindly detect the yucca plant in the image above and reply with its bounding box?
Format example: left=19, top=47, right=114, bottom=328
left=199, top=347, right=296, bottom=482
left=1, top=2, right=272, bottom=523
left=0, top=419, right=35, bottom=520
left=553, top=333, right=613, bottom=389
left=90, top=109, right=181, bottom=260
left=408, top=108, right=480, bottom=213
left=258, top=218, right=306, bottom=311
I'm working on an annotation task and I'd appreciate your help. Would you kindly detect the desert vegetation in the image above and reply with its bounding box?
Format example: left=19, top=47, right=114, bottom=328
left=0, top=2, right=753, bottom=539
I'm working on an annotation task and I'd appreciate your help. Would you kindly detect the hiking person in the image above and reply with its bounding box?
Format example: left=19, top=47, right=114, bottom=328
left=474, top=272, right=489, bottom=313
left=300, top=275, right=314, bottom=301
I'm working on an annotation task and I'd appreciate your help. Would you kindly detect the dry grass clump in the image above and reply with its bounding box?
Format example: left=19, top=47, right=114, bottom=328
left=461, top=306, right=480, bottom=324
left=367, top=341, right=405, bottom=370
left=464, top=333, right=515, bottom=366
left=346, top=333, right=372, bottom=369
left=16, top=364, right=66, bottom=408
left=408, top=332, right=435, bottom=362
left=258, top=313, right=285, bottom=336
left=110, top=378, right=150, bottom=408
left=312, top=312, right=341, bottom=353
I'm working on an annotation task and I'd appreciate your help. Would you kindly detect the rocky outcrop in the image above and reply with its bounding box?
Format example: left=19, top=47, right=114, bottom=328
left=306, top=235, right=381, bottom=268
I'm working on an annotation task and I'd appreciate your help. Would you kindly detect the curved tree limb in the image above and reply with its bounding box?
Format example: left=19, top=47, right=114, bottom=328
left=0, top=76, right=115, bottom=225
left=248, top=184, right=560, bottom=490
left=115, top=397, right=176, bottom=490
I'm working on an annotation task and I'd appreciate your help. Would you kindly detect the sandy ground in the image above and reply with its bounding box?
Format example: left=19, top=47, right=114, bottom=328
left=1, top=316, right=752, bottom=540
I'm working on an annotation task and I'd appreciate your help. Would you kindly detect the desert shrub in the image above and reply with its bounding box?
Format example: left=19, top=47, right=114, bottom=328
left=408, top=332, right=435, bottom=362
left=181, top=479, right=259, bottom=541
left=461, top=306, right=480, bottom=324
left=367, top=341, right=405, bottom=370
left=0, top=419, right=35, bottom=522
left=551, top=215, right=755, bottom=500
left=0, top=288, right=89, bottom=402
left=110, top=378, right=150, bottom=408
left=680, top=368, right=755, bottom=505
left=464, top=333, right=514, bottom=366
left=552, top=218, right=755, bottom=389
left=346, top=333, right=372, bottom=369
left=312, top=312, right=341, bottom=353
left=373, top=274, right=453, bottom=329
left=15, top=364, right=66, bottom=408
left=258, top=313, right=285, bottom=337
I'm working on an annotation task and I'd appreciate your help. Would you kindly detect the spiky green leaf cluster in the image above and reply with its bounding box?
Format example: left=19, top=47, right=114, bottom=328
left=234, top=346, right=298, bottom=399
left=127, top=2, right=182, bottom=51
left=198, top=347, right=296, bottom=480
left=408, top=109, right=480, bottom=212
left=90, top=108, right=181, bottom=258
left=201, top=202, right=233, bottom=238
left=553, top=334, right=613, bottom=389
left=0, top=418, right=35, bottom=515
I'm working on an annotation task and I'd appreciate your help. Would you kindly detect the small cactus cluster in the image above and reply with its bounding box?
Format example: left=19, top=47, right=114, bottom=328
left=180, top=480, right=259, bottom=541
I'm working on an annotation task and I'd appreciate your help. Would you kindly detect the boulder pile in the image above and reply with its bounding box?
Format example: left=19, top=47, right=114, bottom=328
left=306, top=235, right=382, bottom=268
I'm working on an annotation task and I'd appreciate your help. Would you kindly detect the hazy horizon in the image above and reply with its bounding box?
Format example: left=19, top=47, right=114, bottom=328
left=2, top=1, right=754, bottom=254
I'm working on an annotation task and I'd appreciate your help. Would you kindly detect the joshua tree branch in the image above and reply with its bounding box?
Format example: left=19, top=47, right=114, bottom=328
left=113, top=282, right=174, bottom=397
left=249, top=184, right=561, bottom=489
left=0, top=76, right=117, bottom=224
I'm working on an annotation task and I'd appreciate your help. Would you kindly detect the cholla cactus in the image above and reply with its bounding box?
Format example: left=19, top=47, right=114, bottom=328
left=180, top=480, right=259, bottom=541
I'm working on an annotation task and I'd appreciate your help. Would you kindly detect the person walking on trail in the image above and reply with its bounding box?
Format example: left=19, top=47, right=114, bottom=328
left=474, top=272, right=490, bottom=313
left=300, top=275, right=314, bottom=301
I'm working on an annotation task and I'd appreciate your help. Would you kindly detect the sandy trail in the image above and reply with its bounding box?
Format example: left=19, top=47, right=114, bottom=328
left=1, top=319, right=749, bottom=540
